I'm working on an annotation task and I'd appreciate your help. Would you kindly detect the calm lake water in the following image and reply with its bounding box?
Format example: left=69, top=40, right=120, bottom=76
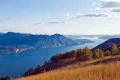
left=0, top=38, right=105, bottom=77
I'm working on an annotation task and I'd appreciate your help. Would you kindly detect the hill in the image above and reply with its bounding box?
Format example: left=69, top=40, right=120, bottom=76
left=93, top=38, right=120, bottom=51
left=18, top=55, right=120, bottom=80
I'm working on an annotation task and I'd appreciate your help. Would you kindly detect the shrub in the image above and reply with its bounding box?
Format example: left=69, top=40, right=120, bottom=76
left=76, top=48, right=93, bottom=61
left=93, top=49, right=104, bottom=58
left=111, top=44, right=119, bottom=56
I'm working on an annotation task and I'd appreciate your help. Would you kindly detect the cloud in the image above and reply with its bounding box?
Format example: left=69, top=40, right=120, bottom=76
left=111, top=8, right=120, bottom=12
left=72, top=13, right=109, bottom=20
left=47, top=21, right=64, bottom=24
left=101, top=0, right=120, bottom=8
left=31, top=21, right=64, bottom=26
left=32, top=12, right=109, bottom=26
left=91, top=0, right=120, bottom=17
left=32, top=22, right=42, bottom=25
left=31, top=22, right=45, bottom=26
left=82, top=13, right=108, bottom=17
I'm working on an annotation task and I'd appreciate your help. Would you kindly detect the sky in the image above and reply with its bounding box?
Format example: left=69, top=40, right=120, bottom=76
left=0, top=0, right=120, bottom=35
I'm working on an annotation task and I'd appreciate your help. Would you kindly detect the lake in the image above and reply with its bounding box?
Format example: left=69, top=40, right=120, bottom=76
left=0, top=38, right=105, bottom=77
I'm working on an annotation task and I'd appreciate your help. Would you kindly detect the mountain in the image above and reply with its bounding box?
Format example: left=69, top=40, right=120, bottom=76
left=0, top=32, right=93, bottom=54
left=0, top=32, right=75, bottom=54
left=93, top=38, right=120, bottom=51
left=99, top=35, right=120, bottom=39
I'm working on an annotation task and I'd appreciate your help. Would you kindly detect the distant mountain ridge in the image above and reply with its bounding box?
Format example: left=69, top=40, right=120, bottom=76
left=0, top=32, right=93, bottom=54
left=0, top=32, right=76, bottom=46
left=0, top=32, right=76, bottom=53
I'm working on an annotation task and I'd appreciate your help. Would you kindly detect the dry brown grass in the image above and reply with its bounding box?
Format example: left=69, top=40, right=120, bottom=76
left=18, top=56, right=120, bottom=80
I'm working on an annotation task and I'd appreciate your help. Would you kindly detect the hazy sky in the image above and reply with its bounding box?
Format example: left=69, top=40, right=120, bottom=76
left=0, top=0, right=120, bottom=35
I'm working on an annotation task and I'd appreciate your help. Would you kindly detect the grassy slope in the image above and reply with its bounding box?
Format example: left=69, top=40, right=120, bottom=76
left=18, top=55, right=120, bottom=80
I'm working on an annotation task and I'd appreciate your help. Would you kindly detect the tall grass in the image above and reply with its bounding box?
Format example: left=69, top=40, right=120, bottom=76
left=18, top=61, right=120, bottom=80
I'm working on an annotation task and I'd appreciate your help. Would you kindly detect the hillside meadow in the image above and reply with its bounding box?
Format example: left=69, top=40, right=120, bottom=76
left=18, top=55, right=120, bottom=80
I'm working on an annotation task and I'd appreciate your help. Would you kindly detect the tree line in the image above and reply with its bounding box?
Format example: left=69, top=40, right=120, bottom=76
left=51, top=44, right=120, bottom=62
